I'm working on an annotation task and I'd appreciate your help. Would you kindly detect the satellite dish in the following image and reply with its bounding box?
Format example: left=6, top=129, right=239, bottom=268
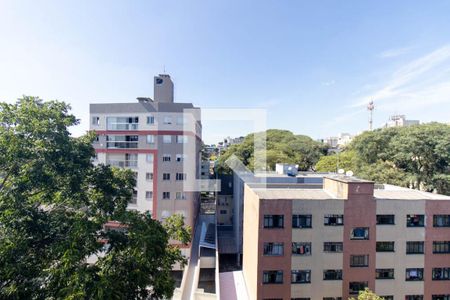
left=338, top=169, right=345, bottom=174
left=346, top=170, right=354, bottom=177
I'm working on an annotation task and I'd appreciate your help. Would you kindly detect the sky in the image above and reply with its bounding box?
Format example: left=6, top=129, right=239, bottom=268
left=1, top=0, right=450, bottom=144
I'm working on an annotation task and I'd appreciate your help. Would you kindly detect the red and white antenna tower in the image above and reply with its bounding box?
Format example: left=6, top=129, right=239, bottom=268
left=367, top=100, right=375, bottom=131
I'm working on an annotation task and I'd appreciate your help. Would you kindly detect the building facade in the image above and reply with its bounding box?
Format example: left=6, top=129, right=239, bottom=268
left=90, top=74, right=202, bottom=244
left=242, top=176, right=450, bottom=300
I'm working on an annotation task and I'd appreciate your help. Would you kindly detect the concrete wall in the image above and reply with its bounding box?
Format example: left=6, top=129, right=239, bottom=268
left=291, top=199, right=345, bottom=299
left=242, top=185, right=260, bottom=300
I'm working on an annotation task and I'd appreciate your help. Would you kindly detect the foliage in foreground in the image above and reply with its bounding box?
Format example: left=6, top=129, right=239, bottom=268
left=0, top=97, right=190, bottom=299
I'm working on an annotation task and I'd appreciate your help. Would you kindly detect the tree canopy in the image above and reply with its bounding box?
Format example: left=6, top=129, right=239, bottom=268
left=0, top=97, right=190, bottom=299
left=316, top=123, right=450, bottom=195
left=217, top=129, right=327, bottom=172
left=349, top=288, right=384, bottom=300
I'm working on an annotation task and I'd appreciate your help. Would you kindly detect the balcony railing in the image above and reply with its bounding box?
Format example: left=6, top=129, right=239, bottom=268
left=106, top=142, right=138, bottom=149
left=106, top=160, right=138, bottom=168
left=107, top=123, right=139, bottom=130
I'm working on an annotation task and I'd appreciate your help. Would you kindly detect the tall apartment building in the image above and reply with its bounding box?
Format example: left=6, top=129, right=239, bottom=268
left=90, top=75, right=202, bottom=245
left=242, top=176, right=450, bottom=300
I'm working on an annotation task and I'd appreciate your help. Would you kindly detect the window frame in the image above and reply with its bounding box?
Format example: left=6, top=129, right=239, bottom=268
left=350, top=227, right=369, bottom=240
left=264, top=215, right=284, bottom=229
left=292, top=242, right=312, bottom=256
left=376, top=214, right=395, bottom=225
left=292, top=214, right=312, bottom=229
left=262, top=270, right=283, bottom=284
left=291, top=270, right=311, bottom=284
left=405, top=268, right=424, bottom=281
left=324, top=214, right=344, bottom=226
left=263, top=242, right=284, bottom=256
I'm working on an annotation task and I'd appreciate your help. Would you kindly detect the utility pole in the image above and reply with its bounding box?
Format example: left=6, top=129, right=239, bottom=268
left=367, top=100, right=375, bottom=131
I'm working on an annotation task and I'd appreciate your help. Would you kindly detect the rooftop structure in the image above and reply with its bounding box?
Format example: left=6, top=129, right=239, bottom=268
left=384, top=115, right=420, bottom=128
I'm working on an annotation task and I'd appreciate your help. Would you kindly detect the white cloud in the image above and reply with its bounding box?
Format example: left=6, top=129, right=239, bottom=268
left=321, top=80, right=335, bottom=86
left=379, top=46, right=413, bottom=58
left=352, top=44, right=450, bottom=113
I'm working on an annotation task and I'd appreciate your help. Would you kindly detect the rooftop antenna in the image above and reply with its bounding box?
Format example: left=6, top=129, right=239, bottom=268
left=163, top=65, right=166, bottom=74
left=367, top=100, right=375, bottom=131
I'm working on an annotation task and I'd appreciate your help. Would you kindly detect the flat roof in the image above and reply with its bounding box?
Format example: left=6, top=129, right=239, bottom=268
left=251, top=188, right=336, bottom=200
left=250, top=187, right=450, bottom=201
left=374, top=189, right=450, bottom=200
left=324, top=175, right=374, bottom=184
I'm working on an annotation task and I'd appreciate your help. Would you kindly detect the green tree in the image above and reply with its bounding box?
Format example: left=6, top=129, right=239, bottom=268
left=217, top=129, right=326, bottom=172
left=349, top=288, right=384, bottom=300
left=349, top=123, right=450, bottom=194
left=0, top=97, right=190, bottom=299
left=315, top=150, right=358, bottom=172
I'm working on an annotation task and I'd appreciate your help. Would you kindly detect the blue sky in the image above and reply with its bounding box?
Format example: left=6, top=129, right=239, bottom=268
left=1, top=1, right=450, bottom=144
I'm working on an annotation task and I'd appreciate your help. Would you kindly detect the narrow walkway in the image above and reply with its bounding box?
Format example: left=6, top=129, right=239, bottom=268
left=180, top=215, right=203, bottom=300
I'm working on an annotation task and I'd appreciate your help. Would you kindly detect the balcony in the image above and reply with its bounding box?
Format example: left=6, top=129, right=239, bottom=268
left=106, top=160, right=138, bottom=168
left=106, top=142, right=138, bottom=149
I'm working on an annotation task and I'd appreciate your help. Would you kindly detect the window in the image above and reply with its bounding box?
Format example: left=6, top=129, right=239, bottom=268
left=376, top=268, right=394, bottom=279
left=291, top=270, right=311, bottom=284
left=163, top=173, right=170, bottom=181
left=434, top=215, right=450, bottom=227
left=381, top=297, right=393, bottom=300
left=350, top=227, right=369, bottom=240
left=94, top=135, right=99, bottom=142
left=130, top=190, right=137, bottom=204
left=145, top=191, right=153, bottom=200
left=162, top=192, right=170, bottom=200
left=433, top=295, right=450, bottom=300
left=376, top=241, right=395, bottom=252
left=146, top=135, right=155, bottom=144
left=405, top=296, right=423, bottom=300
left=146, top=154, right=154, bottom=163
left=220, top=209, right=227, bottom=214
left=349, top=282, right=368, bottom=295
left=176, top=154, right=186, bottom=162
left=263, top=243, right=284, bottom=256
left=106, top=116, right=138, bottom=130
left=147, top=115, right=155, bottom=124
left=323, top=269, right=342, bottom=280
left=432, top=268, right=450, bottom=280
left=264, top=215, right=284, bottom=228
left=350, top=255, right=369, bottom=267
left=176, top=192, right=186, bottom=200
left=324, top=242, right=343, bottom=253
left=292, top=242, right=311, bottom=255
left=92, top=116, right=100, bottom=125
left=323, top=298, right=342, bottom=300
left=406, top=268, right=424, bottom=281
left=163, top=116, right=172, bottom=124
left=407, top=214, right=425, bottom=227
left=162, top=154, right=171, bottom=162
left=106, top=135, right=139, bottom=149
left=146, top=172, right=153, bottom=180
left=433, top=241, right=450, bottom=253
left=177, top=135, right=188, bottom=143
left=377, top=214, right=395, bottom=225
left=324, top=214, right=344, bottom=226
left=263, top=271, right=283, bottom=284
left=292, top=215, right=312, bottom=228
left=406, top=241, right=424, bottom=254
left=163, top=135, right=172, bottom=143
left=176, top=173, right=187, bottom=181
